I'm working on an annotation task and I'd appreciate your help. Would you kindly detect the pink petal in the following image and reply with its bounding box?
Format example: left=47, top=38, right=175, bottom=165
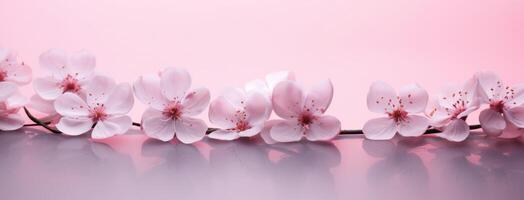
left=91, top=115, right=132, bottom=139
left=507, top=84, right=524, bottom=109
left=5, top=92, right=28, bottom=110
left=429, top=110, right=452, bottom=127
left=456, top=105, right=479, bottom=119
left=29, top=95, right=56, bottom=114
left=133, top=74, right=169, bottom=110
left=33, top=76, right=62, bottom=100
left=260, top=120, right=280, bottom=144
left=208, top=130, right=240, bottom=141
left=208, top=95, right=238, bottom=128
left=397, top=115, right=429, bottom=137
left=182, top=87, right=210, bottom=116
left=265, top=71, right=295, bottom=90
left=0, top=82, right=17, bottom=101
left=84, top=75, right=116, bottom=107
left=142, top=109, right=176, bottom=141
left=39, top=49, right=69, bottom=79
left=174, top=117, right=207, bottom=144
left=504, top=106, right=524, bottom=128
left=479, top=109, right=506, bottom=136
left=0, top=48, right=9, bottom=61
left=362, top=117, right=397, bottom=140
left=160, top=68, right=191, bottom=101
left=304, top=115, right=341, bottom=141
left=476, top=71, right=503, bottom=103
left=245, top=91, right=271, bottom=125
left=68, top=50, right=96, bottom=80
left=0, top=114, right=24, bottom=131
left=499, top=119, right=524, bottom=139
left=56, top=117, right=93, bottom=136
left=238, top=125, right=263, bottom=137
left=271, top=81, right=305, bottom=119
left=304, top=79, right=334, bottom=115
left=244, top=79, right=270, bottom=97
left=103, top=83, right=134, bottom=115
left=221, top=88, right=246, bottom=107
left=399, top=84, right=428, bottom=113
left=366, top=81, right=397, bottom=114
left=437, top=119, right=470, bottom=142
left=269, top=120, right=304, bottom=142
left=4, top=62, right=32, bottom=85
left=54, top=93, right=90, bottom=117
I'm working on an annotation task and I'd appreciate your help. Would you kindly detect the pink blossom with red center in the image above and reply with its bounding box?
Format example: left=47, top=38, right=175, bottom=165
left=259, top=79, right=341, bottom=143
left=0, top=82, right=28, bottom=131
left=0, top=48, right=32, bottom=86
left=362, top=81, right=429, bottom=140
left=476, top=72, right=524, bottom=138
left=429, top=77, right=480, bottom=142
left=208, top=88, right=271, bottom=141
left=134, top=67, right=210, bottom=144
left=54, top=76, right=134, bottom=139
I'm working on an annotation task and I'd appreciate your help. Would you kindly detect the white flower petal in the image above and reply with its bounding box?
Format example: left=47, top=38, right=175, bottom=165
left=304, top=79, right=334, bottom=115
left=367, top=81, right=397, bottom=114
left=5, top=92, right=28, bottom=109
left=499, top=119, right=524, bottom=139
left=399, top=84, right=428, bottom=113
left=479, top=109, right=506, bottom=137
left=182, top=87, right=210, bottom=116
left=68, top=50, right=95, bottom=80
left=54, top=93, right=90, bottom=117
left=142, top=110, right=176, bottom=142
left=84, top=75, right=116, bottom=107
left=245, top=91, right=271, bottom=125
left=238, top=125, right=263, bottom=137
left=133, top=74, right=168, bottom=110
left=272, top=81, right=305, bottom=119
left=269, top=120, right=304, bottom=143
left=91, top=115, right=132, bottom=139
left=437, top=119, right=470, bottom=142
left=504, top=106, right=524, bottom=128
left=305, top=115, right=341, bottom=141
left=363, top=117, right=397, bottom=140
left=398, top=115, right=429, bottom=137
left=265, top=71, right=295, bottom=90
left=0, top=82, right=17, bottom=101
left=56, top=117, right=93, bottom=136
left=476, top=71, right=503, bottom=103
left=174, top=117, right=207, bottom=144
left=33, top=76, right=61, bottom=100
left=260, top=120, right=280, bottom=144
left=208, top=130, right=240, bottom=141
left=160, top=67, right=191, bottom=101
left=208, top=95, right=239, bottom=128
left=39, top=49, right=69, bottom=79
left=103, top=83, right=134, bottom=115
left=244, top=79, right=270, bottom=97
left=4, top=62, right=32, bottom=85
left=0, top=114, right=24, bottom=131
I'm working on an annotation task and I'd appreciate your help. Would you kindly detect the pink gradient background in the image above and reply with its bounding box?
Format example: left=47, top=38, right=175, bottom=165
left=1, top=0, right=524, bottom=129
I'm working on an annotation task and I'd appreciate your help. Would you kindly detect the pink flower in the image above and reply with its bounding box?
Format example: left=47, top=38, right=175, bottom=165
left=208, top=88, right=271, bottom=140
left=429, top=78, right=479, bottom=142
left=0, top=82, right=28, bottom=131
left=0, top=48, right=32, bottom=85
left=134, top=68, right=210, bottom=144
left=244, top=71, right=295, bottom=98
left=362, top=81, right=429, bottom=140
left=476, top=72, right=524, bottom=138
left=261, top=79, right=341, bottom=143
left=54, top=76, right=134, bottom=139
left=34, top=49, right=96, bottom=101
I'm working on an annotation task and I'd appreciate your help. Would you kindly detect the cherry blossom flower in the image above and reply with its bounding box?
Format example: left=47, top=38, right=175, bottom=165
left=362, top=81, right=429, bottom=140
left=429, top=78, right=480, bottom=142
left=34, top=49, right=96, bottom=101
left=262, top=79, right=341, bottom=143
left=54, top=76, right=134, bottom=139
left=0, top=82, right=28, bottom=131
left=208, top=88, right=271, bottom=140
left=134, top=67, right=210, bottom=144
left=0, top=48, right=32, bottom=85
left=244, top=71, right=295, bottom=98
left=476, top=72, right=524, bottom=138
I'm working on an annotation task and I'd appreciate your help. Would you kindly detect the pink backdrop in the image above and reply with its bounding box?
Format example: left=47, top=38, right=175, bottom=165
left=1, top=0, right=523, bottom=129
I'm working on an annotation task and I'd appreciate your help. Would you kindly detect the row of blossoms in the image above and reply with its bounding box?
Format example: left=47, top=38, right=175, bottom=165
left=1, top=48, right=523, bottom=144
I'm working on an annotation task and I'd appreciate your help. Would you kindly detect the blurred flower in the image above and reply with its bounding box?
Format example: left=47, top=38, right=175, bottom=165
left=244, top=71, right=295, bottom=98
left=262, top=79, right=340, bottom=143
left=476, top=71, right=524, bottom=138
left=208, top=88, right=270, bottom=140
left=54, top=76, right=134, bottom=139
left=0, top=82, right=28, bottom=130
left=429, top=78, right=479, bottom=142
left=363, top=81, right=429, bottom=140
left=134, top=67, right=210, bottom=143
left=0, top=48, right=32, bottom=85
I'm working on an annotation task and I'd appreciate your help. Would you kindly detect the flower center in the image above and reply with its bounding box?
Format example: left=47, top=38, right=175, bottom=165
left=298, top=112, right=316, bottom=129
left=60, top=75, right=81, bottom=93
left=490, top=100, right=504, bottom=113
left=388, top=109, right=408, bottom=123
left=163, top=102, right=183, bottom=119
left=0, top=70, right=7, bottom=82
left=90, top=106, right=107, bottom=122
left=233, top=120, right=251, bottom=132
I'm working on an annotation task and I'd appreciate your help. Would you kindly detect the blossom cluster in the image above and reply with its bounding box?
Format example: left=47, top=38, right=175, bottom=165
left=1, top=48, right=523, bottom=144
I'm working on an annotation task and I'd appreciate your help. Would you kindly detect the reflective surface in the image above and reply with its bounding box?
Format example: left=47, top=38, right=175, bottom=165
left=1, top=128, right=524, bottom=200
